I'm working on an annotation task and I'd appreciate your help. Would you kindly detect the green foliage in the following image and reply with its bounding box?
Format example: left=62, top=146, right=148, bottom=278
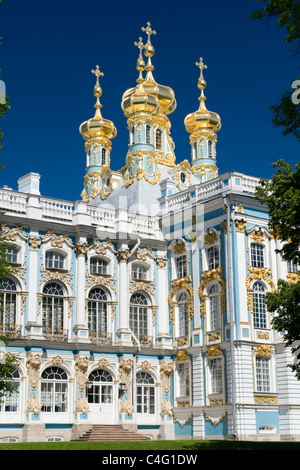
left=252, top=1, right=300, bottom=141
left=267, top=280, right=300, bottom=379
left=0, top=336, right=20, bottom=402
left=256, top=159, right=300, bottom=264
left=269, top=86, right=300, bottom=142
left=252, top=0, right=300, bottom=46
left=256, top=159, right=300, bottom=378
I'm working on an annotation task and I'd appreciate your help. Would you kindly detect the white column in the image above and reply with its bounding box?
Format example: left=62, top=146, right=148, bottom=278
left=116, top=247, right=131, bottom=344
left=25, top=235, right=42, bottom=339
left=156, top=255, right=172, bottom=348
left=74, top=241, right=90, bottom=343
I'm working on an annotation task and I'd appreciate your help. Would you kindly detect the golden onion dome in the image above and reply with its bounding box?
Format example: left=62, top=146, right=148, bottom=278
left=142, top=32, right=177, bottom=116
left=121, top=23, right=176, bottom=118
left=184, top=58, right=221, bottom=134
left=121, top=36, right=160, bottom=118
left=79, top=65, right=117, bottom=142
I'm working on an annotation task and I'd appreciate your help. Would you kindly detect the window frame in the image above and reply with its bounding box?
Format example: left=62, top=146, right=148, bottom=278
left=45, top=251, right=65, bottom=271
left=40, top=366, right=69, bottom=414
left=250, top=243, right=265, bottom=268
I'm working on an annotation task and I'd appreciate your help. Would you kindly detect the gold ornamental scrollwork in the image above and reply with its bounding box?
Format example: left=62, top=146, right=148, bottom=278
left=117, top=249, right=131, bottom=263
left=206, top=344, right=223, bottom=357
left=26, top=354, right=42, bottom=416
left=118, top=359, right=132, bottom=391
left=160, top=361, right=173, bottom=396
left=74, top=356, right=89, bottom=415
left=169, top=275, right=194, bottom=323
left=156, top=257, right=167, bottom=269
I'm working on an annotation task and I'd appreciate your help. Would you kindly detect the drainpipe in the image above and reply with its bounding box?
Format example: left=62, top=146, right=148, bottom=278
left=129, top=237, right=141, bottom=259
left=222, top=195, right=237, bottom=439
left=129, top=328, right=141, bottom=420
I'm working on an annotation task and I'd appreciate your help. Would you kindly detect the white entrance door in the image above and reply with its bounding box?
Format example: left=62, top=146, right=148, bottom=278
left=87, top=369, right=114, bottom=424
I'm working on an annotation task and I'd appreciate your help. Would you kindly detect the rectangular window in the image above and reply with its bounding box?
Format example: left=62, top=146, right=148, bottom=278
left=287, top=260, right=298, bottom=273
left=251, top=243, right=264, bottom=268
left=176, top=255, right=187, bottom=279
left=131, top=264, right=148, bottom=280
left=209, top=358, right=223, bottom=394
left=178, top=363, right=190, bottom=397
left=207, top=245, right=219, bottom=270
left=256, top=357, right=271, bottom=392
left=90, top=257, right=108, bottom=275
left=45, top=252, right=64, bottom=270
left=7, top=248, right=18, bottom=264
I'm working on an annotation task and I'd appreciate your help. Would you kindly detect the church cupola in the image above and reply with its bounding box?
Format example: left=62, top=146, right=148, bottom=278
left=121, top=23, right=178, bottom=187
left=79, top=65, right=117, bottom=202
left=184, top=58, right=221, bottom=182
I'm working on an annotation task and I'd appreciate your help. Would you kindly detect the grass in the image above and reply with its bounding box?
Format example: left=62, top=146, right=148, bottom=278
left=1, top=439, right=300, bottom=450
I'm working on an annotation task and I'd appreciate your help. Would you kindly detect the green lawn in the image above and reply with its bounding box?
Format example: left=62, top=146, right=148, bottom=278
left=0, top=439, right=300, bottom=450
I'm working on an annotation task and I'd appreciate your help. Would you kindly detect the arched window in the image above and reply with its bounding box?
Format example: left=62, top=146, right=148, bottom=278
left=88, top=288, right=108, bottom=339
left=251, top=243, right=264, bottom=268
left=136, top=372, right=155, bottom=415
left=87, top=369, right=113, bottom=405
left=45, top=251, right=64, bottom=270
left=178, top=292, right=188, bottom=337
left=253, top=282, right=267, bottom=329
left=0, top=370, right=20, bottom=412
left=208, top=284, right=221, bottom=331
left=129, top=293, right=148, bottom=339
left=101, top=148, right=107, bottom=166
left=90, top=257, right=108, bottom=275
left=208, top=139, right=213, bottom=157
left=155, top=129, right=162, bottom=149
left=146, top=124, right=151, bottom=144
left=42, top=283, right=64, bottom=336
left=41, top=367, right=68, bottom=413
left=0, top=278, right=17, bottom=331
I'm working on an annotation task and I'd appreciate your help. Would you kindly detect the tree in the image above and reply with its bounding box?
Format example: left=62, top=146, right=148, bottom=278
left=252, top=0, right=300, bottom=141
left=0, top=0, right=19, bottom=401
left=256, top=160, right=300, bottom=379
left=256, top=159, right=300, bottom=264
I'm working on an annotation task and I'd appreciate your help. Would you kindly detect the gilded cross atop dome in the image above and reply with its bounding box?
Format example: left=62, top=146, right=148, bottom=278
left=196, top=57, right=207, bottom=79
left=141, top=22, right=156, bottom=44
left=134, top=37, right=146, bottom=82
left=91, top=65, right=104, bottom=85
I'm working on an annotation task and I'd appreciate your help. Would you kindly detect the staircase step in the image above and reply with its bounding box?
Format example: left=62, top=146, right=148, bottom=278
left=74, top=425, right=150, bottom=441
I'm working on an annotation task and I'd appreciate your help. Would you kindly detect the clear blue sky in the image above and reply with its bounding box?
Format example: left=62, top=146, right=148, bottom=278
left=0, top=0, right=299, bottom=201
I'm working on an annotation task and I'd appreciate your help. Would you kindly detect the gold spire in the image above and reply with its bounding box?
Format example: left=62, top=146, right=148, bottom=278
left=141, top=22, right=156, bottom=76
left=133, top=36, right=146, bottom=83
left=195, top=57, right=208, bottom=110
left=121, top=36, right=159, bottom=117
left=184, top=57, right=221, bottom=134
left=91, top=65, right=104, bottom=118
left=79, top=65, right=117, bottom=142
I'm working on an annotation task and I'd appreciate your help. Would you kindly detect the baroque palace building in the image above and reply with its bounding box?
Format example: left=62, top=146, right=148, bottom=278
left=0, top=22, right=300, bottom=442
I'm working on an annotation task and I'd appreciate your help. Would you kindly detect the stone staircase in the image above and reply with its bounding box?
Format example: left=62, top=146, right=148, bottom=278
left=75, top=425, right=150, bottom=442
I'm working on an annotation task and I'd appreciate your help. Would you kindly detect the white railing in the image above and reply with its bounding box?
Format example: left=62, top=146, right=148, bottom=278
left=163, top=172, right=261, bottom=211
left=87, top=206, right=116, bottom=229
left=0, top=189, right=28, bottom=213
left=128, top=213, right=159, bottom=235
left=40, top=197, right=74, bottom=221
